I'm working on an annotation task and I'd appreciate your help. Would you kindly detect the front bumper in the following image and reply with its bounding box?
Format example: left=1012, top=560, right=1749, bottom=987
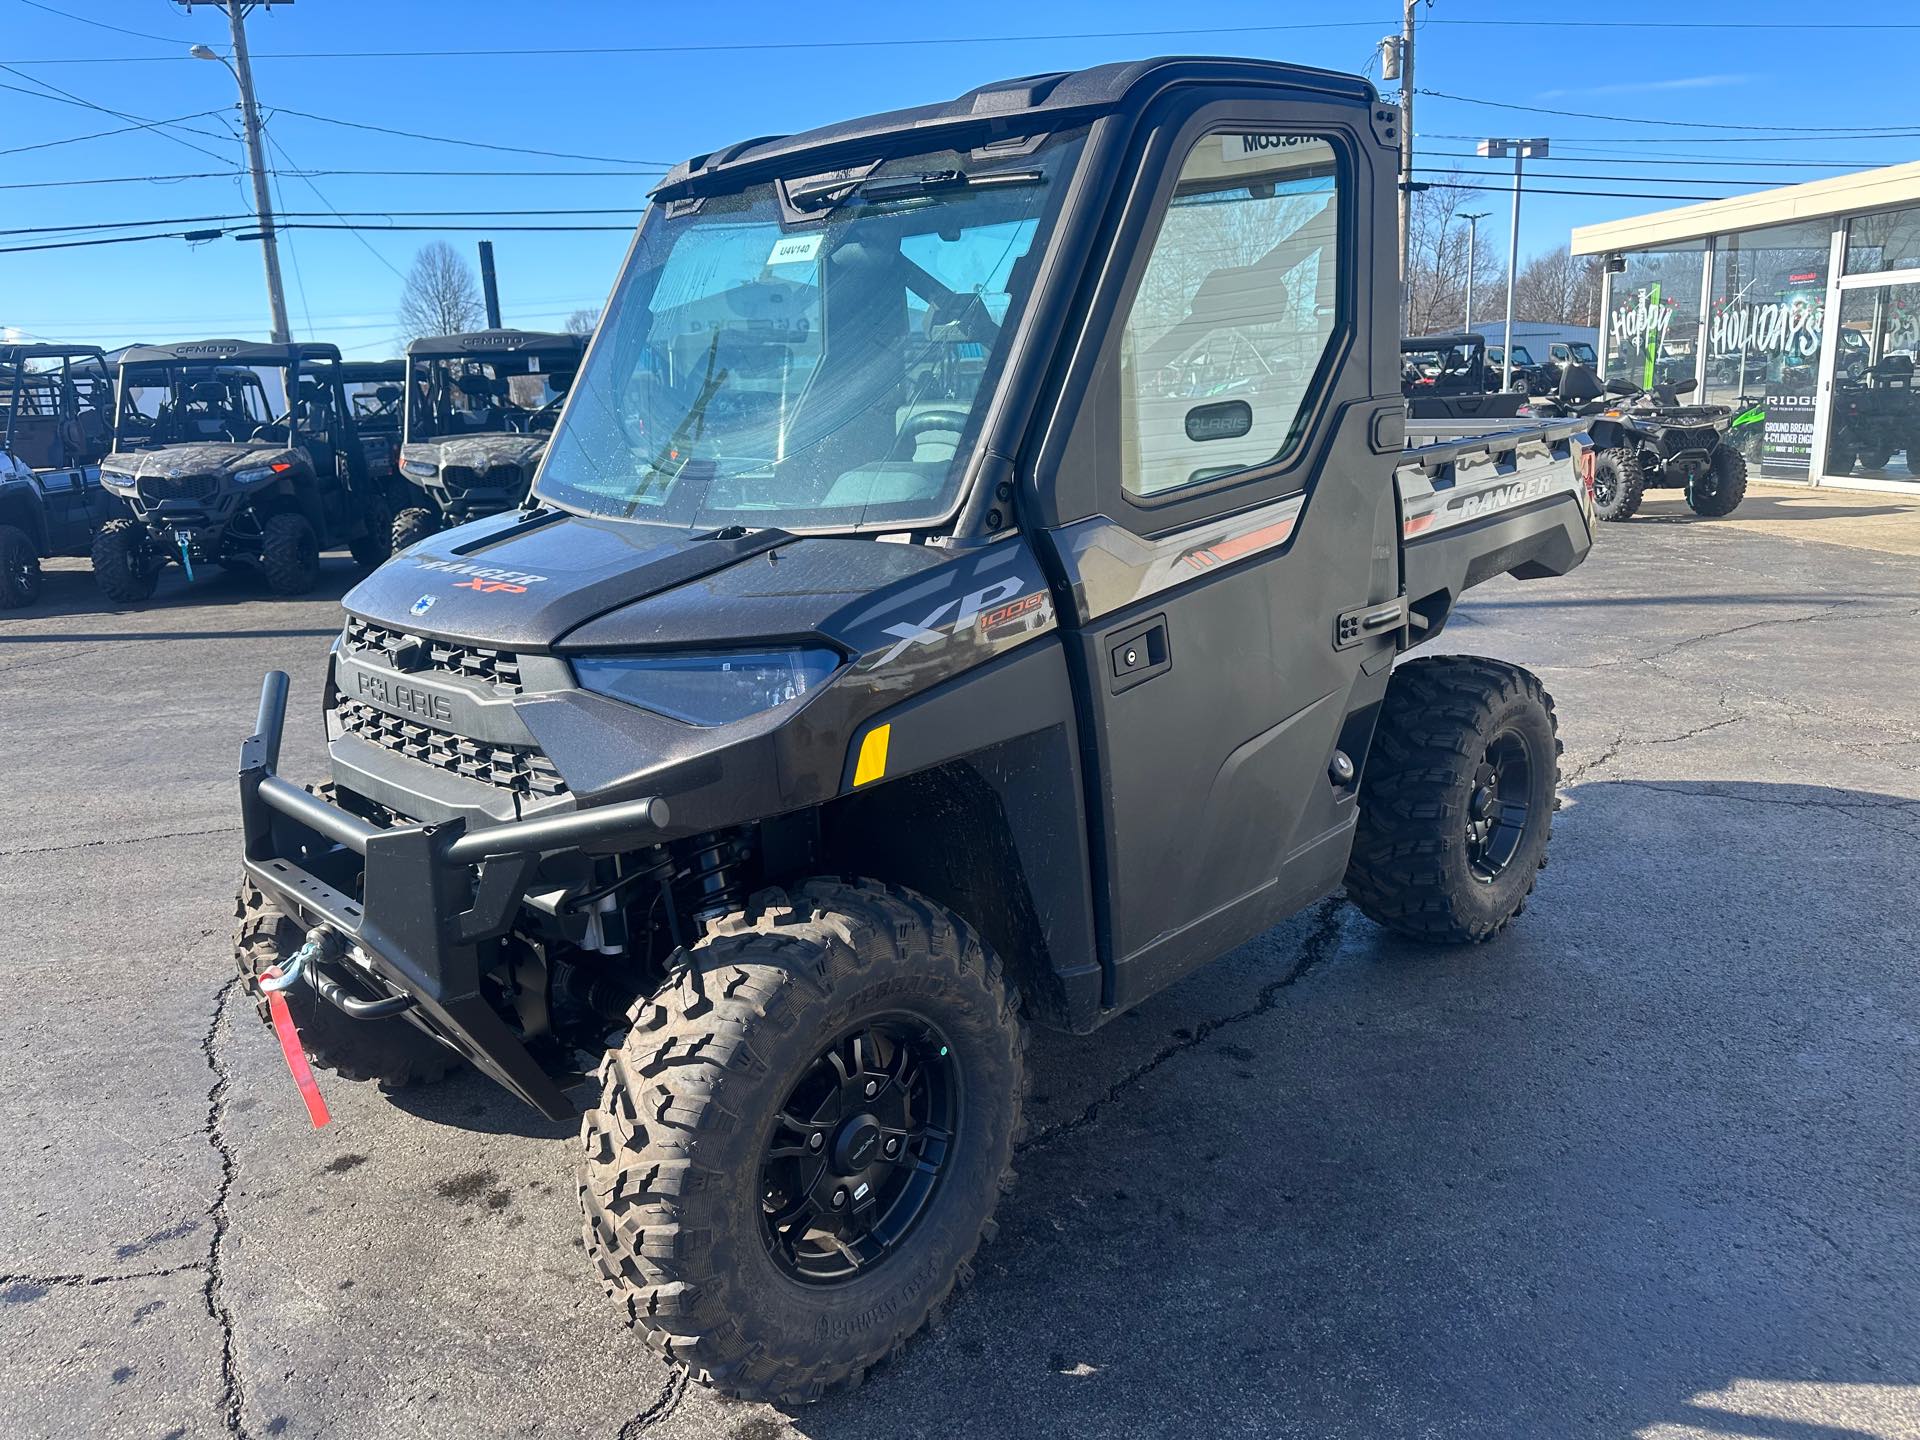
left=238, top=671, right=671, bottom=1120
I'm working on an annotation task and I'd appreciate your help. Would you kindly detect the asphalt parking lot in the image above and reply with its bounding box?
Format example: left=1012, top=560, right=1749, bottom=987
left=3, top=484, right=1917, bottom=1440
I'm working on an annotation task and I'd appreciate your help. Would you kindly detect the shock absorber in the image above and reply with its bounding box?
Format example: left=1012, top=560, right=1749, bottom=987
left=676, top=828, right=754, bottom=925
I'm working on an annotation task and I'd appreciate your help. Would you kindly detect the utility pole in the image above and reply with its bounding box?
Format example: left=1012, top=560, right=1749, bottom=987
left=1461, top=211, right=1489, bottom=334
left=477, top=241, right=503, bottom=329
left=190, top=3, right=290, bottom=344
left=1386, top=2, right=1417, bottom=328
left=1477, top=138, right=1549, bottom=390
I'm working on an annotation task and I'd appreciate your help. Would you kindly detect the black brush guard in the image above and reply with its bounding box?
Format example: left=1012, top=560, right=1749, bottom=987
left=238, top=671, right=671, bottom=1120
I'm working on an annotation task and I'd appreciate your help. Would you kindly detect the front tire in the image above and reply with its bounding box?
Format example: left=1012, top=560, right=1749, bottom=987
left=232, top=870, right=460, bottom=1089
left=580, top=880, right=1025, bottom=1404
left=1591, top=446, right=1646, bottom=522
left=1686, top=445, right=1748, bottom=517
left=1346, top=656, right=1561, bottom=945
left=259, top=511, right=321, bottom=594
left=90, top=517, right=159, bottom=604
left=390, top=506, right=440, bottom=554
left=0, top=524, right=42, bottom=608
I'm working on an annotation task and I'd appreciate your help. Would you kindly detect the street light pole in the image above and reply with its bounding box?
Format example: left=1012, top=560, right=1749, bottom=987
left=1477, top=138, right=1549, bottom=391
left=1461, top=211, right=1489, bottom=335
left=190, top=4, right=290, bottom=344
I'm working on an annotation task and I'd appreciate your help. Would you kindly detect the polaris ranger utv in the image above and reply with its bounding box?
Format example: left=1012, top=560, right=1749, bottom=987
left=95, top=340, right=392, bottom=602
left=0, top=342, right=120, bottom=607
left=232, top=58, right=1593, bottom=1403
left=390, top=329, right=583, bottom=552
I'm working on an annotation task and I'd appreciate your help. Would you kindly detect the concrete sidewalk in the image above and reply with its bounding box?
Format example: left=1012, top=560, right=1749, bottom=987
left=1630, top=478, right=1920, bottom=555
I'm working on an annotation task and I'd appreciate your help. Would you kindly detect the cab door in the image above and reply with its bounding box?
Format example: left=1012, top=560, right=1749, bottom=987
left=1032, top=95, right=1403, bottom=1010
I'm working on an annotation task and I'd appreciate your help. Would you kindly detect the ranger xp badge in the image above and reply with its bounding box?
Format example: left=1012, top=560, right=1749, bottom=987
left=410, top=594, right=436, bottom=617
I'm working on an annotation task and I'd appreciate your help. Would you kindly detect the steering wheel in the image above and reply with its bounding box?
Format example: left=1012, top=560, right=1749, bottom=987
left=897, top=407, right=972, bottom=449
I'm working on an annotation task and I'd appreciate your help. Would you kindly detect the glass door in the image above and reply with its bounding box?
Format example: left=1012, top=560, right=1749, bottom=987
left=1821, top=280, right=1920, bottom=488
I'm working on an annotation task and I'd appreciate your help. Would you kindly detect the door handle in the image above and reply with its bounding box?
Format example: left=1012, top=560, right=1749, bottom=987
left=1109, top=614, right=1170, bottom=693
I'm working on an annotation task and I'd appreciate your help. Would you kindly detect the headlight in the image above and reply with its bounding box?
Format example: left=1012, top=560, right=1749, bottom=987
left=401, top=457, right=439, bottom=478
left=100, top=470, right=135, bottom=489
left=233, top=466, right=275, bottom=486
left=573, top=648, right=841, bottom=727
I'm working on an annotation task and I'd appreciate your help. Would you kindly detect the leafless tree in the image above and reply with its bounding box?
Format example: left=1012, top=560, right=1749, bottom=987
left=397, top=242, right=485, bottom=341
left=1406, top=170, right=1503, bottom=337
left=565, top=307, right=602, bottom=338
left=1514, top=246, right=1604, bottom=327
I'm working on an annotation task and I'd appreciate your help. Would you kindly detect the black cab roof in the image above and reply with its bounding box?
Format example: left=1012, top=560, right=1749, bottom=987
left=405, top=329, right=583, bottom=360
left=117, top=339, right=344, bottom=366
left=1402, top=334, right=1487, bottom=353
left=655, top=56, right=1380, bottom=197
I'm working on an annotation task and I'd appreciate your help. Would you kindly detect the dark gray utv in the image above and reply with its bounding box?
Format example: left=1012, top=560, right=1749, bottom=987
left=96, top=340, right=391, bottom=603
left=232, top=57, right=1596, bottom=1404
left=0, top=342, right=120, bottom=607
left=390, top=328, right=583, bottom=552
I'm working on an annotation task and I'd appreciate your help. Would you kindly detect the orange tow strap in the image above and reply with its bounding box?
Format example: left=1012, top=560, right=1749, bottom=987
left=258, top=967, right=331, bottom=1128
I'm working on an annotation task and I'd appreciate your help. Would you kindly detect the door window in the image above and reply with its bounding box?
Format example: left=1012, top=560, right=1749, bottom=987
left=1116, top=132, right=1342, bottom=499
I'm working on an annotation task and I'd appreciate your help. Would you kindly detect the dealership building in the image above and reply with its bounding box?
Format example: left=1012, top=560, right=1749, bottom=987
left=1572, top=161, right=1920, bottom=493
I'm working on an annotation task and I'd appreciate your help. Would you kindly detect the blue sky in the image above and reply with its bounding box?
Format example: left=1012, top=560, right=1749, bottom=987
left=5, top=0, right=1918, bottom=352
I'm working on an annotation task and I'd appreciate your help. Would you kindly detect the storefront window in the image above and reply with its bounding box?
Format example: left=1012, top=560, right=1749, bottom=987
left=1704, top=220, right=1833, bottom=475
left=1822, top=281, right=1920, bottom=486
left=1845, top=206, right=1920, bottom=276
left=1604, top=241, right=1705, bottom=391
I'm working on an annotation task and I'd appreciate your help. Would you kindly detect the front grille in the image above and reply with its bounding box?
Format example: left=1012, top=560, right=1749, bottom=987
left=1663, top=428, right=1719, bottom=455
left=442, top=463, right=525, bottom=494
left=344, top=616, right=523, bottom=692
left=336, top=698, right=567, bottom=798
left=138, top=473, right=217, bottom=503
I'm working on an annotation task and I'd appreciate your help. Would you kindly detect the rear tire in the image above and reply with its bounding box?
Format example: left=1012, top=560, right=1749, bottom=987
left=90, top=517, right=159, bottom=604
left=1854, top=445, right=1894, bottom=471
left=390, top=506, right=440, bottom=554
left=1686, top=444, right=1748, bottom=517
left=580, top=880, right=1025, bottom=1404
left=260, top=511, right=321, bottom=594
left=346, top=491, right=393, bottom=568
left=233, top=865, right=460, bottom=1090
left=1590, top=447, right=1645, bottom=522
left=0, top=524, right=42, bottom=608
left=1346, top=656, right=1561, bottom=945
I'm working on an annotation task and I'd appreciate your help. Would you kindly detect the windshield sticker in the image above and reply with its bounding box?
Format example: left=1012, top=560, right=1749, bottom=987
left=414, top=558, right=548, bottom=587
left=767, top=233, right=824, bottom=267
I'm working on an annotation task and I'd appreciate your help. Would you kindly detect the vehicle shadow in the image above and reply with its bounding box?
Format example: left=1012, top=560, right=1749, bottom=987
left=775, top=779, right=1919, bottom=1439
left=11, top=552, right=365, bottom=625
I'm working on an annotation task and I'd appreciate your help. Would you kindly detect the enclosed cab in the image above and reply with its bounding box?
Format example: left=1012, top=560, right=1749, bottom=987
left=231, top=58, right=1592, bottom=1404
left=336, top=358, right=407, bottom=507
left=94, top=340, right=392, bottom=602
left=1401, top=333, right=1527, bottom=419
left=390, top=329, right=583, bottom=551
left=0, top=342, right=121, bottom=607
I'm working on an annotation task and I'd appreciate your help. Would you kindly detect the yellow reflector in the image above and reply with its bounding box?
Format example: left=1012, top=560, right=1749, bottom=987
left=853, top=724, right=890, bottom=787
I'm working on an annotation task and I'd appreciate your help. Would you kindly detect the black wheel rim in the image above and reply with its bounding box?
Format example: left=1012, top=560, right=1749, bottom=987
left=1594, top=465, right=1618, bottom=506
left=1465, top=728, right=1534, bottom=883
left=759, top=1016, right=958, bottom=1286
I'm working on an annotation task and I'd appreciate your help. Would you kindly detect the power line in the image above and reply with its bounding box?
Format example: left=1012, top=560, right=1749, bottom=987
left=16, top=0, right=195, bottom=46
left=262, top=127, right=407, bottom=284
left=0, top=167, right=667, bottom=191
left=1420, top=89, right=1920, bottom=136
left=0, top=107, right=231, bottom=157
left=0, top=63, right=235, bottom=163
left=267, top=106, right=673, bottom=165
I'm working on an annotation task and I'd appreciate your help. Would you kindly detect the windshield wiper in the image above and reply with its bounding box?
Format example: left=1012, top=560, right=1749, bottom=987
left=787, top=167, right=1043, bottom=212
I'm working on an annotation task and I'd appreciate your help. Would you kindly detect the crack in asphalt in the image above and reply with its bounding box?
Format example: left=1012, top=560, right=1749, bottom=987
left=199, top=976, right=250, bottom=1440
left=0, top=823, right=241, bottom=859
left=1018, top=896, right=1349, bottom=1154
left=0, top=1262, right=207, bottom=1295
left=1561, top=713, right=1750, bottom=786
left=613, top=1366, right=688, bottom=1437
left=1545, top=600, right=1866, bottom=675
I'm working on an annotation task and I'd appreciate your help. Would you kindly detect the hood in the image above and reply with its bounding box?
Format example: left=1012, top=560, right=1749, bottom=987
left=404, top=433, right=547, bottom=471
left=344, top=508, right=802, bottom=649
left=104, top=442, right=292, bottom=477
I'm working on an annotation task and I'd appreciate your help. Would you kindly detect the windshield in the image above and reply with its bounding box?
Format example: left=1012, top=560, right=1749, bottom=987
left=406, top=353, right=576, bottom=442
left=537, top=130, right=1086, bottom=531
left=1506, top=345, right=1534, bottom=366
left=1568, top=341, right=1597, bottom=364
left=115, top=364, right=275, bottom=447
